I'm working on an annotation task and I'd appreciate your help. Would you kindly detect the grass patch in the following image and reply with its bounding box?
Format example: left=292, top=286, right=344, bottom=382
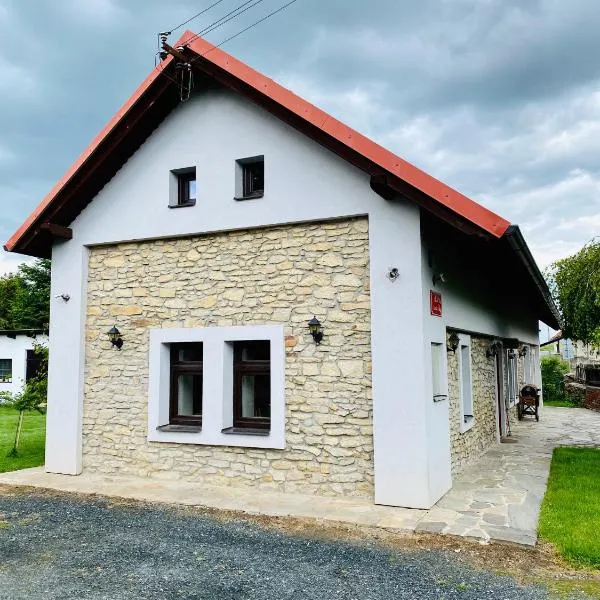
left=544, top=398, right=579, bottom=408
left=539, top=447, right=600, bottom=569
left=0, top=405, right=45, bottom=473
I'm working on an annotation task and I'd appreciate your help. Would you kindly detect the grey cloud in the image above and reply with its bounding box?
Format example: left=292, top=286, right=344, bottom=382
left=0, top=0, right=598, bottom=272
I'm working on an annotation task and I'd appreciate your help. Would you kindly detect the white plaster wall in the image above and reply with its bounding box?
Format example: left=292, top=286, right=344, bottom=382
left=46, top=83, right=438, bottom=507
left=420, top=230, right=541, bottom=497
left=0, top=334, right=48, bottom=398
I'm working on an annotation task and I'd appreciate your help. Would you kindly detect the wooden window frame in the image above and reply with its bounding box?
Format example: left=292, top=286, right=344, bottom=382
left=169, top=344, right=203, bottom=426
left=177, top=171, right=196, bottom=207
left=233, top=341, right=271, bottom=430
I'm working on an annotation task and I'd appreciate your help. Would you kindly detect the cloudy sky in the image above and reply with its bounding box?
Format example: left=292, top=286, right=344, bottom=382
left=1, top=0, right=599, bottom=275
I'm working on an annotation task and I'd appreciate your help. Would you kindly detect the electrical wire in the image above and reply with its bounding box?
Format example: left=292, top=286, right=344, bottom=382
left=178, top=0, right=267, bottom=48
left=189, top=0, right=300, bottom=63
left=157, top=0, right=301, bottom=97
left=166, top=0, right=229, bottom=33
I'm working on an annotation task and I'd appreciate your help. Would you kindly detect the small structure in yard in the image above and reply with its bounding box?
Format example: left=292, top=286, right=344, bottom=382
left=4, top=32, right=560, bottom=510
left=540, top=330, right=599, bottom=368
left=0, top=330, right=48, bottom=401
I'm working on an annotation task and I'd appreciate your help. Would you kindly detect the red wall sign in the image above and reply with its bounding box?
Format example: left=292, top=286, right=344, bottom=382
left=430, top=291, right=442, bottom=317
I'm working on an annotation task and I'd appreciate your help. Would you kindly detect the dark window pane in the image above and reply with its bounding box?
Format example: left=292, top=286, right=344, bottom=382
left=233, top=340, right=271, bottom=429
left=176, top=374, right=202, bottom=417
left=241, top=374, right=271, bottom=419
left=238, top=341, right=270, bottom=362
left=173, top=343, right=203, bottom=362
left=0, top=358, right=12, bottom=382
left=169, top=342, right=203, bottom=425
left=243, top=161, right=264, bottom=196
left=177, top=171, right=196, bottom=205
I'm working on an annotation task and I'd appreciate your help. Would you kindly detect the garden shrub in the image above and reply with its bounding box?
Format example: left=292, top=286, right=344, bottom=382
left=541, top=355, right=570, bottom=402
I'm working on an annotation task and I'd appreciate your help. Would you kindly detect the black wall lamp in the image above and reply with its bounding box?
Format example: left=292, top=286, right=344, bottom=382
left=447, top=331, right=460, bottom=354
left=486, top=340, right=502, bottom=358
left=107, top=325, right=123, bottom=350
left=308, top=316, right=324, bottom=345
left=519, top=344, right=528, bottom=357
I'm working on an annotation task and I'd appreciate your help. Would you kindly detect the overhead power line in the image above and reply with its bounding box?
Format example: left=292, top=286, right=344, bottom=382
left=178, top=0, right=268, bottom=48
left=167, top=0, right=229, bottom=33
left=157, top=0, right=301, bottom=99
left=189, top=0, right=300, bottom=61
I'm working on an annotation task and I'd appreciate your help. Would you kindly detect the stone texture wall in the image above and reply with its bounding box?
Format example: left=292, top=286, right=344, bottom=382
left=83, top=218, right=374, bottom=498
left=584, top=386, right=600, bottom=412
left=448, top=336, right=531, bottom=475
left=448, top=336, right=498, bottom=476
left=566, top=381, right=600, bottom=412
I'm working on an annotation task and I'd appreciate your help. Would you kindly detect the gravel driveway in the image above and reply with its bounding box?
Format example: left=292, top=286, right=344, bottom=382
left=0, top=490, right=573, bottom=599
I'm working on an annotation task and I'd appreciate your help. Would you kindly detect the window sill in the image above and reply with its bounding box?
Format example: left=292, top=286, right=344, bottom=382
left=168, top=200, right=196, bottom=209
left=221, top=426, right=270, bottom=436
left=460, top=416, right=474, bottom=434
left=234, top=192, right=264, bottom=201
left=156, top=424, right=202, bottom=433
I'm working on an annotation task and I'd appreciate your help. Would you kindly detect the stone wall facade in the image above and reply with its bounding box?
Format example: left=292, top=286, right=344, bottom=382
left=83, top=218, right=374, bottom=498
left=448, top=334, right=529, bottom=475
left=448, top=336, right=498, bottom=476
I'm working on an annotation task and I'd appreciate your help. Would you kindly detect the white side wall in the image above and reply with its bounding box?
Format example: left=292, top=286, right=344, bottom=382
left=420, top=226, right=541, bottom=495
left=0, top=334, right=48, bottom=398
left=46, top=83, right=440, bottom=507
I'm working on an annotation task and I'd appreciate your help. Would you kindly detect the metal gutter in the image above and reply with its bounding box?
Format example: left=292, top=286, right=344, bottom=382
left=503, top=225, right=562, bottom=330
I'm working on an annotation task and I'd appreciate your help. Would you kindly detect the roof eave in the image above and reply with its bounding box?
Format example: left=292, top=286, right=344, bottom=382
left=502, top=225, right=562, bottom=330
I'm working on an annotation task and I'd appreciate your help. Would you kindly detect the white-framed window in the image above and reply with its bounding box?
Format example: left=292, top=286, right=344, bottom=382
left=431, top=342, right=447, bottom=402
left=457, top=334, right=474, bottom=433
left=507, top=350, right=518, bottom=405
left=148, top=325, right=285, bottom=449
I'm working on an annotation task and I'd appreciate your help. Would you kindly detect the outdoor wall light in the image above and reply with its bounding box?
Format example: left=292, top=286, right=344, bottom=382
left=107, top=325, right=123, bottom=350
left=432, top=272, right=447, bottom=286
left=486, top=340, right=502, bottom=358
left=447, top=331, right=460, bottom=354
left=519, top=345, right=528, bottom=357
left=308, top=316, right=324, bottom=345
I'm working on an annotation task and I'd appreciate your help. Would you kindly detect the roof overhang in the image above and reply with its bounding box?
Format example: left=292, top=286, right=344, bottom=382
left=3, top=31, right=559, bottom=329
left=5, top=31, right=510, bottom=258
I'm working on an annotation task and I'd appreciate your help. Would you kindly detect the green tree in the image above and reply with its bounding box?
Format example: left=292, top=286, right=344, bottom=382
left=8, top=259, right=51, bottom=330
left=547, top=240, right=600, bottom=345
left=0, top=343, right=48, bottom=457
left=0, top=274, right=25, bottom=329
left=541, top=355, right=570, bottom=402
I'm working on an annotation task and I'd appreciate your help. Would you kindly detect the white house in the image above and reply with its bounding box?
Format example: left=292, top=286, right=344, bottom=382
left=4, top=33, right=560, bottom=509
left=0, top=330, right=48, bottom=399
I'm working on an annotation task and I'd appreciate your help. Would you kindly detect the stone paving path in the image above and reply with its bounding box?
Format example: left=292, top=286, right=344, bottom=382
left=1, top=406, right=599, bottom=547
left=417, top=406, right=600, bottom=545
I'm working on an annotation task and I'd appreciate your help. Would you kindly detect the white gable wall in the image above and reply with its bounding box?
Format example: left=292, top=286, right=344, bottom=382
left=46, top=83, right=442, bottom=508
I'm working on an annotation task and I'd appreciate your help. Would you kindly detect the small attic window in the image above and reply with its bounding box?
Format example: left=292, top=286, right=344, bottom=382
left=170, top=167, right=196, bottom=208
left=235, top=156, right=264, bottom=200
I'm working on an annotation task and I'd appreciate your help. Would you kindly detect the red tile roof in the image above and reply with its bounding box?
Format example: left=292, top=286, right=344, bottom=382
left=5, top=31, right=511, bottom=256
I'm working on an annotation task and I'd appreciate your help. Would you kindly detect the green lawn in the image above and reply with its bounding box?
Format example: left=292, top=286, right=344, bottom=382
left=0, top=405, right=46, bottom=473
left=539, top=447, right=600, bottom=569
left=543, top=398, right=579, bottom=408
